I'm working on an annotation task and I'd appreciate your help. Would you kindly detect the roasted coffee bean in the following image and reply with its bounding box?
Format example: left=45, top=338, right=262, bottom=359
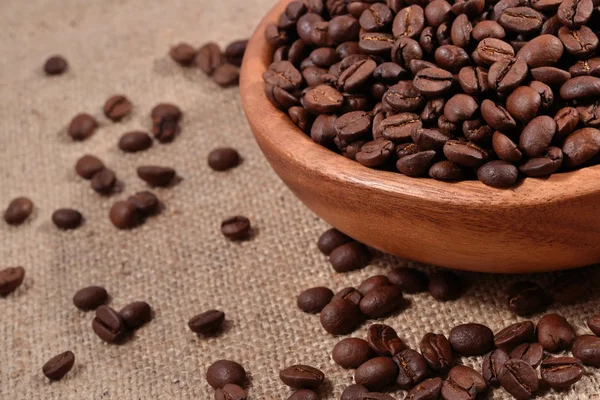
left=73, top=286, right=108, bottom=311
left=92, top=305, right=126, bottom=343
left=358, top=32, right=395, bottom=54
left=43, top=351, right=75, bottom=380
left=208, top=148, right=240, bottom=171
left=520, top=147, right=563, bottom=177
left=554, top=107, right=580, bottom=139
left=424, top=0, right=452, bottom=27
left=320, top=298, right=362, bottom=334
left=397, top=150, right=437, bottom=177
left=119, top=131, right=152, bottom=153
left=434, top=45, right=470, bottom=73
left=444, top=94, right=478, bottom=123
left=213, top=64, right=239, bottom=87
left=482, top=349, right=510, bottom=386
left=494, top=321, right=535, bottom=351
left=336, top=41, right=361, bottom=60
left=449, top=323, right=494, bottom=356
left=373, top=62, right=407, bottom=84
left=309, top=48, right=340, bottom=68
left=549, top=271, right=589, bottom=304
left=91, top=168, right=116, bottom=194
left=336, top=138, right=367, bottom=159
left=569, top=57, right=600, bottom=77
left=317, top=228, right=351, bottom=255
left=297, top=13, right=324, bottom=44
left=499, top=359, right=539, bottom=400
left=280, top=365, right=324, bottom=389
left=436, top=23, right=452, bottom=46
left=476, top=38, right=514, bottom=65
left=452, top=0, right=485, bottom=16
left=109, top=201, right=139, bottom=229
left=412, top=129, right=451, bottom=151
left=441, top=365, right=487, bottom=400
left=443, top=140, right=488, bottom=168
left=44, top=55, right=68, bottom=75
left=221, top=216, right=251, bottom=241
left=419, top=26, right=436, bottom=54
left=0, top=266, right=25, bottom=296
left=507, top=281, right=548, bottom=315
left=354, top=357, right=399, bottom=390
left=215, top=384, right=247, bottom=400
left=52, top=208, right=82, bottom=230
left=388, top=267, right=428, bottom=293
left=458, top=66, right=489, bottom=96
left=391, top=37, right=423, bottom=68
left=510, top=343, right=544, bottom=368
left=263, top=61, right=303, bottom=92
left=188, top=310, right=225, bottom=333
left=393, top=349, right=428, bottom=389
left=297, top=287, right=334, bottom=313
left=127, top=191, right=160, bottom=216
left=472, top=20, right=506, bottom=40
left=560, top=76, right=600, bottom=101
left=265, top=24, right=289, bottom=47
left=266, top=83, right=298, bottom=110
left=360, top=3, right=393, bottom=32
left=333, top=338, right=373, bottom=368
left=428, top=270, right=463, bottom=301
left=420, top=332, right=452, bottom=373
left=573, top=335, right=600, bottom=366
left=355, top=140, right=394, bottom=167
left=477, top=160, right=519, bottom=188
left=289, top=106, right=313, bottom=132
left=207, top=360, right=247, bottom=389
left=438, top=116, right=459, bottom=136
left=516, top=35, right=563, bottom=68
left=151, top=103, right=182, bottom=143
left=450, top=14, right=472, bottom=48
left=558, top=0, right=593, bottom=28
left=335, top=111, right=373, bottom=141
left=303, top=85, right=344, bottom=113
left=413, top=68, right=453, bottom=96
left=558, top=26, right=598, bottom=57
left=530, top=66, right=571, bottom=86
left=392, top=5, right=426, bottom=38
left=329, top=241, right=370, bottom=272
left=338, top=59, right=376, bottom=93
left=429, top=160, right=464, bottom=180
left=463, top=120, right=493, bottom=144
left=68, top=113, right=98, bottom=141
left=137, top=165, right=175, bottom=187
left=406, top=377, right=442, bottom=400
left=197, top=43, right=224, bottom=75
left=103, top=95, right=132, bottom=122
left=588, top=315, right=600, bottom=336
left=119, top=301, right=151, bottom=330
left=396, top=143, right=422, bottom=160
left=488, top=58, right=528, bottom=93
left=562, top=128, right=600, bottom=167
left=541, top=356, right=584, bottom=389
left=529, top=81, right=553, bottom=110
left=341, top=384, right=370, bottom=400
left=359, top=285, right=404, bottom=318
left=537, top=313, right=575, bottom=352
left=380, top=113, right=422, bottom=142
left=358, top=276, right=392, bottom=296
left=481, top=99, right=517, bottom=131
left=169, top=43, right=196, bottom=65
left=578, top=101, right=600, bottom=127
left=4, top=197, right=33, bottom=225
left=382, top=82, right=425, bottom=113
left=225, top=39, right=248, bottom=66
left=507, top=86, right=541, bottom=125
left=367, top=324, right=405, bottom=356
left=329, top=15, right=360, bottom=44
left=499, top=7, right=543, bottom=34
left=333, top=287, right=364, bottom=306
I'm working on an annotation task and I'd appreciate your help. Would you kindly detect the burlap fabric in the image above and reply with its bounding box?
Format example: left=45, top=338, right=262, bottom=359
left=1, top=1, right=599, bottom=399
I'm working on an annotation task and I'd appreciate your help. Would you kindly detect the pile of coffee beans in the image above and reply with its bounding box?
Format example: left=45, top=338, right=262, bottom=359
left=264, top=0, right=600, bottom=187
left=318, top=228, right=371, bottom=272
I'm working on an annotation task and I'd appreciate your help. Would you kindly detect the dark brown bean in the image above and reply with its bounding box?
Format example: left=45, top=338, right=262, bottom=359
left=562, top=128, right=600, bottom=167
left=405, top=377, right=442, bottom=400
left=428, top=270, right=463, bottom=301
left=197, top=43, right=224, bottom=75
left=393, top=349, right=429, bottom=389
left=477, top=160, right=519, bottom=188
left=0, top=266, right=25, bottom=296
left=420, top=332, right=453, bottom=373
left=207, top=360, right=246, bottom=389
left=297, top=287, right=334, bottom=313
left=494, top=321, right=535, bottom=351
left=541, top=356, right=584, bottom=389
left=441, top=366, right=487, bottom=400
left=215, top=384, right=247, bottom=400
left=498, top=359, right=539, bottom=400
left=482, top=349, right=510, bottom=386
left=444, top=140, right=488, bottom=168
left=587, top=315, right=600, bottom=336
left=510, top=343, right=544, bottom=368
left=429, top=160, right=464, bottom=180
left=103, top=95, right=132, bottom=122
left=354, top=357, right=399, bottom=391
left=359, top=285, right=404, bottom=318
left=367, top=324, right=405, bottom=357
left=90, top=169, right=116, bottom=194
left=109, top=201, right=139, bottom=229
left=52, top=209, right=82, bottom=230
left=397, top=150, right=437, bottom=177
left=449, top=323, right=494, bottom=356
left=92, top=305, right=126, bottom=343
left=507, top=281, right=549, bottom=315
left=4, top=197, right=34, bottom=225
left=44, top=55, right=68, bottom=75
left=332, top=338, right=373, bottom=368
left=537, top=313, right=575, bottom=352
left=208, top=148, right=241, bottom=171
left=119, top=301, right=152, bottom=330
left=329, top=241, right=370, bottom=272
left=387, top=267, right=428, bottom=293
left=279, top=365, right=324, bottom=389
left=170, top=43, right=196, bottom=65
left=320, top=299, right=362, bottom=335
left=188, top=310, right=225, bottom=334
left=68, top=113, right=98, bottom=141
left=221, top=216, right=251, bottom=241
left=73, top=286, right=108, bottom=311
left=573, top=335, right=600, bottom=366
left=43, top=351, right=75, bottom=380
left=137, top=165, right=175, bottom=187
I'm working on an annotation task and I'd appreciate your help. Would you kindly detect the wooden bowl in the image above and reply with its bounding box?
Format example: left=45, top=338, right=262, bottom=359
left=239, top=0, right=600, bottom=273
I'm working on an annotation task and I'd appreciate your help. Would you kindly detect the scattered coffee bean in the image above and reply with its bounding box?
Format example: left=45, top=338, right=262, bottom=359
left=103, top=95, right=132, bottom=122
left=118, top=131, right=153, bottom=152
left=320, top=298, right=362, bottom=335
left=406, top=377, right=442, bottom=400
left=52, top=208, right=82, bottom=230
left=359, top=285, right=404, bottom=318
left=510, top=343, right=544, bottom=369
left=119, top=301, right=152, bottom=330
left=494, top=321, right=535, bottom=351
left=541, top=356, right=584, bottom=390
left=498, top=359, right=539, bottom=400
left=169, top=43, right=196, bottom=65
left=441, top=365, right=487, bottom=400
left=449, top=323, right=494, bottom=356
left=4, top=197, right=34, bottom=225
left=208, top=148, right=241, bottom=171
left=506, top=281, right=548, bottom=315
left=341, top=384, right=369, bottom=400
left=387, top=267, right=428, bottom=293
left=197, top=42, right=224, bottom=75
left=588, top=315, right=600, bottom=336
left=354, top=357, right=399, bottom=391
left=109, top=201, right=139, bottom=229
left=572, top=335, right=600, bottom=367
left=0, top=266, right=25, bottom=296
left=317, top=228, right=352, bottom=255
left=91, top=168, right=116, bottom=194
left=428, top=270, right=463, bottom=301
left=420, top=332, right=453, bottom=373
left=287, top=389, right=318, bottom=400
left=42, top=351, right=75, bottom=380
left=225, top=40, right=248, bottom=66
left=44, top=55, right=68, bottom=75
left=537, top=313, right=575, bottom=352
left=393, top=349, right=428, bottom=389
left=482, top=349, right=509, bottom=387
left=357, top=275, right=391, bottom=296
left=137, top=165, right=176, bottom=187
left=188, top=310, right=225, bottom=334
left=68, top=113, right=98, bottom=141
left=367, top=324, right=405, bottom=357
left=477, top=160, right=519, bottom=188
left=328, top=241, right=370, bottom=272
left=92, top=305, right=126, bottom=343
left=127, top=191, right=160, bottom=216
left=207, top=360, right=247, bottom=389
left=215, top=384, right=247, bottom=400
left=332, top=337, right=373, bottom=368
left=73, top=286, right=108, bottom=311
left=280, top=365, right=324, bottom=389
left=151, top=103, right=182, bottom=143
left=297, top=286, right=333, bottom=313
left=332, top=287, right=363, bottom=306
left=549, top=271, right=589, bottom=304
left=213, top=63, right=240, bottom=87
left=221, top=216, right=251, bottom=240
left=75, top=155, right=105, bottom=179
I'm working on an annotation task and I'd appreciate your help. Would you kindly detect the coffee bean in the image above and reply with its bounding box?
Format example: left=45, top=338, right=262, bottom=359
left=91, top=168, right=116, bottom=194
left=383, top=81, right=425, bottom=113
left=207, top=360, right=246, bottom=389
left=562, top=128, right=600, bottom=167
left=266, top=83, right=299, bottom=110
left=392, top=5, right=426, bottom=38
left=458, top=66, right=490, bottom=95
left=429, top=160, right=464, bottom=180
left=289, top=106, right=313, bottom=132
left=225, top=40, right=248, bottom=66
left=490, top=132, right=521, bottom=164
left=397, top=150, right=437, bottom=177
left=208, top=148, right=241, bottom=171
left=297, top=287, right=334, bottom=313
left=119, top=301, right=152, bottom=330
left=428, top=270, right=463, bottom=301
left=391, top=37, right=423, bottom=68
left=42, top=351, right=75, bottom=380
left=151, top=103, right=182, bottom=143
left=516, top=35, right=563, bottom=68
left=380, top=113, right=422, bottom=142
left=443, top=140, right=488, bottom=168
left=317, top=228, right=351, bottom=255
left=197, top=42, right=224, bottom=75
left=530, top=66, right=572, bottom=86
left=357, top=276, right=391, bottom=296
left=472, top=20, right=506, bottom=40
left=560, top=76, right=600, bottom=101
left=510, top=343, right=544, bottom=368
left=335, top=111, right=373, bottom=141
left=450, top=14, right=472, bottom=48
left=266, top=23, right=289, bottom=47
left=406, top=377, right=442, bottom=400
left=476, top=38, right=514, bottom=65
left=320, top=298, right=362, bottom=334
left=333, top=287, right=363, bottom=306
left=373, top=62, right=407, bottom=84
left=44, top=55, right=68, bottom=75
left=75, top=155, right=105, bottom=180
left=570, top=57, right=600, bottom=77
left=444, top=94, right=478, bottom=123
left=449, top=323, right=494, bottom=356
left=169, top=43, right=196, bottom=65
left=103, top=95, right=132, bottom=122
left=420, top=332, right=453, bottom=373
left=549, top=271, right=589, bottom=304
left=329, top=15, right=360, bottom=43
left=329, top=241, right=370, bottom=272
left=506, top=86, right=541, bottom=125
left=280, top=365, right=324, bottom=389
left=73, top=286, right=108, bottom=311
left=52, top=208, right=82, bottom=230
left=354, top=357, right=399, bottom=390
left=441, top=365, right=487, bottom=400
left=215, top=384, right=247, bottom=400
left=119, top=131, right=152, bottom=153
left=494, top=321, right=535, bottom=351
left=213, top=64, right=240, bottom=87
left=488, top=58, right=528, bottom=93
left=572, top=335, right=600, bottom=366
left=559, top=26, right=599, bottom=57
left=452, top=0, right=485, bottom=16
left=188, top=310, right=225, bottom=333
left=359, top=285, right=404, bottom=318
left=499, top=359, right=539, bottom=400
left=554, top=107, right=580, bottom=140
left=419, top=27, right=436, bottom=54
left=558, top=0, right=593, bottom=28
left=0, top=266, right=25, bottom=296
left=482, top=349, right=509, bottom=386
left=303, top=85, right=344, bottom=113
left=499, top=7, right=543, bottom=34
left=477, top=160, right=519, bottom=188
left=481, top=99, right=517, bottom=131
left=68, top=113, right=98, bottom=141
left=332, top=338, right=373, bottom=368
left=413, top=68, right=454, bottom=96
left=421, top=98, right=446, bottom=124
left=507, top=281, right=548, bottom=315
left=4, top=197, right=33, bottom=225
left=341, top=384, right=369, bottom=400
left=338, top=59, right=376, bottom=93
left=137, top=165, right=175, bottom=187
left=394, top=349, right=429, bottom=389
left=127, top=191, right=160, bottom=217
left=367, top=324, right=405, bottom=357
left=387, top=267, right=428, bottom=293
left=578, top=101, right=600, bottom=127
left=588, top=315, right=600, bottom=336
left=540, top=356, right=584, bottom=390
left=360, top=3, right=393, bottom=32
left=355, top=140, right=395, bottom=167
left=221, top=216, right=251, bottom=241
left=537, top=313, right=575, bottom=352
left=92, top=305, right=126, bottom=343
left=434, top=45, right=470, bottom=73
left=358, top=32, right=395, bottom=54
left=109, top=201, right=139, bottom=229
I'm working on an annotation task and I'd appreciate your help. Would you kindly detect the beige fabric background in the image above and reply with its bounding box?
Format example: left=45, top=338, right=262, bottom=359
left=0, top=0, right=599, bottom=399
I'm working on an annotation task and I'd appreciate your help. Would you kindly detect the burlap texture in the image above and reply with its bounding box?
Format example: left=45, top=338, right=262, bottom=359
left=0, top=0, right=599, bottom=398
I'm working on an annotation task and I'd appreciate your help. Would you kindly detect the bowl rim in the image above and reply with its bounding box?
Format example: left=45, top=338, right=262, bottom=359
left=239, top=0, right=600, bottom=208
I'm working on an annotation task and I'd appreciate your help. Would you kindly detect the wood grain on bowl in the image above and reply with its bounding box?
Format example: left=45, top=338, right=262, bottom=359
left=239, top=0, right=600, bottom=273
